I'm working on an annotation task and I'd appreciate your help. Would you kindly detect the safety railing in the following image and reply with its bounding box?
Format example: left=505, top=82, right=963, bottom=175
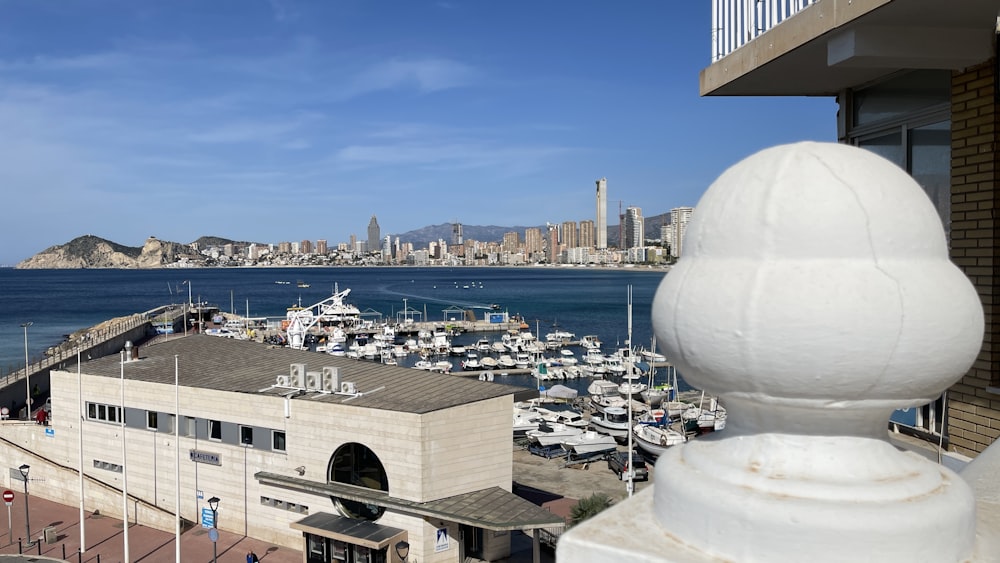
left=711, top=0, right=818, bottom=62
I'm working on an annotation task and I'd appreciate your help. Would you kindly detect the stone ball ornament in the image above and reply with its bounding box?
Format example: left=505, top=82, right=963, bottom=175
left=653, top=141, right=983, bottom=412
left=649, top=142, right=984, bottom=562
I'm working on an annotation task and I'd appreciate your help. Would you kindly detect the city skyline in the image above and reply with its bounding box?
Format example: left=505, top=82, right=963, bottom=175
left=0, top=1, right=835, bottom=265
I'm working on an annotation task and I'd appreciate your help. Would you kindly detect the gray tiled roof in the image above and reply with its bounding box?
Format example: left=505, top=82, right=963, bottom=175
left=259, top=472, right=566, bottom=531
left=79, top=335, right=520, bottom=414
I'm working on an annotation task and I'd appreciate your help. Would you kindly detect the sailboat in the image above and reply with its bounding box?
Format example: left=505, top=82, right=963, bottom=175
left=641, top=336, right=671, bottom=407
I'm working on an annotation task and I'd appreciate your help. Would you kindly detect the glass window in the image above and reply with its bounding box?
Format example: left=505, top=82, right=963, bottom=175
left=909, top=121, right=951, bottom=232
left=329, top=443, right=389, bottom=521
left=240, top=425, right=253, bottom=446
left=272, top=431, right=286, bottom=452
left=185, top=417, right=196, bottom=437
left=88, top=403, right=97, bottom=420
left=147, top=411, right=158, bottom=431
left=209, top=420, right=222, bottom=441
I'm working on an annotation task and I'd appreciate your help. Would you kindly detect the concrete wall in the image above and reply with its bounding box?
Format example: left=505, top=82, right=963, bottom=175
left=950, top=59, right=1000, bottom=456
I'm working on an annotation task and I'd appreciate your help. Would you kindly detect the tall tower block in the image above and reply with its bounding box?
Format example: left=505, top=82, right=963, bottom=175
left=596, top=177, right=607, bottom=250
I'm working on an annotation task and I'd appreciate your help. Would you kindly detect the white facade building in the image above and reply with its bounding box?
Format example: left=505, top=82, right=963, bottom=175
left=2, top=337, right=561, bottom=563
left=669, top=207, right=693, bottom=259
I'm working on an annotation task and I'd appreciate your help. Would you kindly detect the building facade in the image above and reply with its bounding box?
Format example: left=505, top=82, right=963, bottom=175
left=367, top=216, right=380, bottom=254
left=702, top=0, right=999, bottom=456
left=579, top=220, right=595, bottom=250
left=623, top=206, right=644, bottom=250
left=595, top=178, right=607, bottom=250
left=0, top=336, right=559, bottom=563
left=669, top=207, right=693, bottom=259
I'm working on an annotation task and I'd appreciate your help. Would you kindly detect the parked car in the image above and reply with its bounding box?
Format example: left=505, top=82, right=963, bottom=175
left=607, top=451, right=648, bottom=481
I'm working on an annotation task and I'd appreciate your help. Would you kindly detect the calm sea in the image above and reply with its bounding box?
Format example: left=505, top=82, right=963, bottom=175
left=0, top=266, right=684, bottom=396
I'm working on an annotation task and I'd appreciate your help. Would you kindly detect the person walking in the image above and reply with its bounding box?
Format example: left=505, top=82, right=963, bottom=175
left=246, top=551, right=259, bottom=563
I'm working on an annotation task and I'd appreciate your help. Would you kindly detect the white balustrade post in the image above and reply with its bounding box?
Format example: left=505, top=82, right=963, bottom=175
left=558, top=142, right=989, bottom=562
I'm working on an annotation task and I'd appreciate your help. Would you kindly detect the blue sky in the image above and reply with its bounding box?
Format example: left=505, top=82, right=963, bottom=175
left=0, top=0, right=836, bottom=264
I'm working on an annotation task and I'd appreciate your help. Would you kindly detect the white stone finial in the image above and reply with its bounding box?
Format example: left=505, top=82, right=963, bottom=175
left=649, top=142, right=984, bottom=562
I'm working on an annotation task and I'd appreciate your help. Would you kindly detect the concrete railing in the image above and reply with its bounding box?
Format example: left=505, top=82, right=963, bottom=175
left=711, top=0, right=818, bottom=61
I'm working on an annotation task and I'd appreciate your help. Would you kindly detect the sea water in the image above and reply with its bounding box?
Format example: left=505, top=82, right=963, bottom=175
left=0, top=266, right=685, bottom=396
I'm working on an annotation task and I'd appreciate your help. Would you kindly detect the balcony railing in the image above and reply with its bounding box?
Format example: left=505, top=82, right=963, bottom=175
left=712, top=0, right=818, bottom=61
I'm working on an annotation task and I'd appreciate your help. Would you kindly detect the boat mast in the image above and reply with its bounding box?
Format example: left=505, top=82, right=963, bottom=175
left=626, top=284, right=634, bottom=498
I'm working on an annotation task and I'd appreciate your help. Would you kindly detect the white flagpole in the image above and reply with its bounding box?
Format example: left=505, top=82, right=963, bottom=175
left=626, top=285, right=634, bottom=498
left=77, top=350, right=86, bottom=552
left=175, top=355, right=181, bottom=563
left=120, top=351, right=130, bottom=561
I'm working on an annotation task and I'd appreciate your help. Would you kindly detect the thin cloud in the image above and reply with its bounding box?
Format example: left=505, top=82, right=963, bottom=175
left=346, top=58, right=480, bottom=97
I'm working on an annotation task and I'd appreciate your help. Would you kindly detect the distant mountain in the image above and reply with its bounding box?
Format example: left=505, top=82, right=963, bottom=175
left=16, top=235, right=203, bottom=269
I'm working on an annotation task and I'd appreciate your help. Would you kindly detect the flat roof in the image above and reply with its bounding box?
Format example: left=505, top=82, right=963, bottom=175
left=257, top=472, right=566, bottom=531
left=76, top=334, right=521, bottom=414
left=291, top=512, right=404, bottom=550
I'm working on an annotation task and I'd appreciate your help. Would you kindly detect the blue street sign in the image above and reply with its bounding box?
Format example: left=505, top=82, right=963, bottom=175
left=201, top=507, right=215, bottom=528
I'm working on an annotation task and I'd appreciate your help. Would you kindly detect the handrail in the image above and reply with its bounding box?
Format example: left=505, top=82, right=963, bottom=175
left=711, top=0, right=818, bottom=62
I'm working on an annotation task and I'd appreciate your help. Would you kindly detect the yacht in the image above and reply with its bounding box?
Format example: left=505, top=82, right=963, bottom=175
left=560, top=430, right=617, bottom=456
left=589, top=406, right=631, bottom=440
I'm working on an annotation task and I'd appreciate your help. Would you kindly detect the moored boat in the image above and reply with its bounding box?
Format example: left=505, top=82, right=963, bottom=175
left=561, top=430, right=617, bottom=455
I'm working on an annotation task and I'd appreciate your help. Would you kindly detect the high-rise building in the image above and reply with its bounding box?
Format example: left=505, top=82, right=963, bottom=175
left=300, top=239, right=313, bottom=254
left=315, top=239, right=328, bottom=255
left=579, top=220, right=595, bottom=249
left=595, top=178, right=608, bottom=249
left=452, top=223, right=463, bottom=246
left=367, top=216, right=380, bottom=253
left=524, top=227, right=543, bottom=256
left=623, top=206, right=644, bottom=249
left=547, top=225, right=560, bottom=263
left=670, top=207, right=694, bottom=258
left=502, top=232, right=520, bottom=253
left=561, top=221, right=578, bottom=249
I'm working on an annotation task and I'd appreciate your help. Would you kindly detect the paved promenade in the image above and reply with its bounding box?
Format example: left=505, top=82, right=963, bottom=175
left=0, top=489, right=302, bottom=563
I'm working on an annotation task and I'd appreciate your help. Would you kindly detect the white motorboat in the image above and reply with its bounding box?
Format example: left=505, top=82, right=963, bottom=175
left=561, top=430, right=617, bottom=455
left=498, top=355, right=517, bottom=369
left=589, top=406, right=631, bottom=439
left=513, top=408, right=543, bottom=437
left=532, top=406, right=588, bottom=428
left=475, top=338, right=492, bottom=353
left=545, top=330, right=576, bottom=344
left=580, top=335, right=602, bottom=349
left=633, top=422, right=686, bottom=457
left=559, top=349, right=579, bottom=365
left=525, top=422, right=584, bottom=447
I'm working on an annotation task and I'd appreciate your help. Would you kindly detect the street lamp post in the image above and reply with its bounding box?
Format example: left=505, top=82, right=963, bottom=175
left=20, top=322, right=32, bottom=420
left=18, top=464, right=31, bottom=546
left=208, top=496, right=220, bottom=563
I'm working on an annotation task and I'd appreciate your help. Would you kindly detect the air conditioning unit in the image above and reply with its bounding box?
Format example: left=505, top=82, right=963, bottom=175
left=290, top=363, right=306, bottom=388
left=275, top=374, right=290, bottom=387
left=340, top=381, right=357, bottom=394
left=306, top=371, right=321, bottom=391
left=322, top=367, right=340, bottom=392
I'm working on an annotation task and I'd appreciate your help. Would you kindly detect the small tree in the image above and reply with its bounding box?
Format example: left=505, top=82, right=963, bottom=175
left=569, top=492, right=613, bottom=527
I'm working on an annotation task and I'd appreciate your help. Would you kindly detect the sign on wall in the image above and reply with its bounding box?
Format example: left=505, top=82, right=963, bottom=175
left=435, top=528, right=450, bottom=552
left=189, top=450, right=221, bottom=465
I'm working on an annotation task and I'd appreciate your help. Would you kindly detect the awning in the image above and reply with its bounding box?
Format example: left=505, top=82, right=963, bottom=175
left=291, top=512, right=405, bottom=550
left=256, top=471, right=565, bottom=531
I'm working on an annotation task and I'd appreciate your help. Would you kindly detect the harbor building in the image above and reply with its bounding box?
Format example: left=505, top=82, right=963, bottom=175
left=698, top=0, right=999, bottom=457
left=1, top=336, right=561, bottom=562
left=595, top=178, right=607, bottom=250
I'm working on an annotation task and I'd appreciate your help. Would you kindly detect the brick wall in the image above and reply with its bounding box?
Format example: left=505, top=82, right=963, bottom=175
left=949, top=59, right=1000, bottom=456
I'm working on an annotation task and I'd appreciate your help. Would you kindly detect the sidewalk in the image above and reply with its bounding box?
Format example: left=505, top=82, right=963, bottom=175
left=0, top=490, right=302, bottom=563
